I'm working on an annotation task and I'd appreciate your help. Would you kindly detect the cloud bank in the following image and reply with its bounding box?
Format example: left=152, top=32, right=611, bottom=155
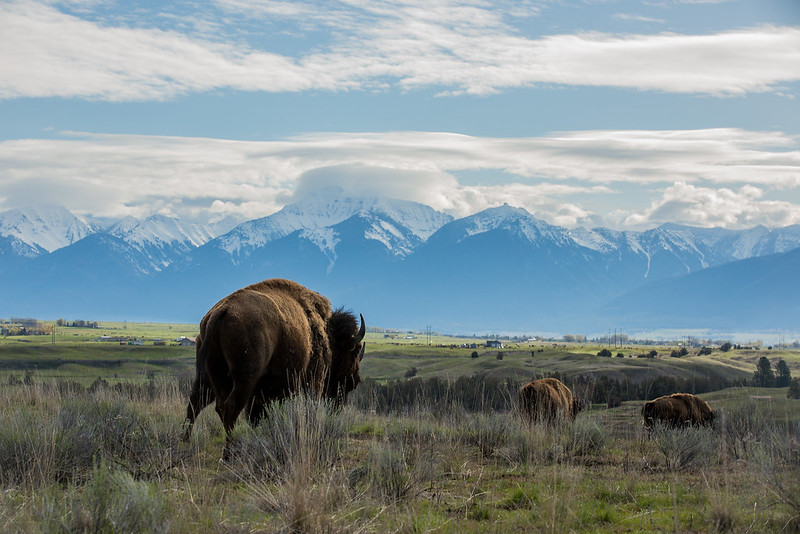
left=0, top=128, right=797, bottom=229
left=1, top=1, right=798, bottom=100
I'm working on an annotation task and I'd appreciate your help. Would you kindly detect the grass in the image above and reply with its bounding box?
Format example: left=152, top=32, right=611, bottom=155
left=0, top=326, right=798, bottom=531
left=0, top=373, right=798, bottom=533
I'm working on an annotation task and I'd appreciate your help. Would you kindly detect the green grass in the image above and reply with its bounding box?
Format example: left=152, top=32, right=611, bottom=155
left=5, top=328, right=796, bottom=390
left=0, top=374, right=798, bottom=532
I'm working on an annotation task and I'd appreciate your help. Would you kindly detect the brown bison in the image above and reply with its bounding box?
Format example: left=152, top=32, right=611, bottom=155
left=182, top=278, right=365, bottom=457
left=641, top=393, right=714, bottom=430
left=519, top=377, right=583, bottom=424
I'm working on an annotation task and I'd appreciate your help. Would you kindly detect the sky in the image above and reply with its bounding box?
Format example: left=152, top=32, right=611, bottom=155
left=1, top=0, right=799, bottom=231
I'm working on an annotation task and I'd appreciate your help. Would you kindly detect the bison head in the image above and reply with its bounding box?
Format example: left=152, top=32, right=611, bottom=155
left=325, top=308, right=366, bottom=402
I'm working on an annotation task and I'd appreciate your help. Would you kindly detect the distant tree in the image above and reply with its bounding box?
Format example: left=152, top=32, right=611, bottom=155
left=616, top=353, right=624, bottom=358
left=680, top=347, right=689, bottom=356
left=753, top=356, right=775, bottom=387
left=597, top=348, right=612, bottom=358
left=698, top=347, right=712, bottom=356
left=775, top=359, right=792, bottom=387
left=648, top=350, right=658, bottom=358
left=788, top=378, right=800, bottom=400
left=670, top=350, right=681, bottom=358
left=720, top=342, right=733, bottom=352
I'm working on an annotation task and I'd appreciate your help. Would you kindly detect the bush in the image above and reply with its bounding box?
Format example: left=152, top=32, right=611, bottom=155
left=36, top=463, right=169, bottom=534
left=650, top=423, right=718, bottom=471
left=789, top=378, right=800, bottom=399
left=597, top=349, right=612, bottom=358
left=350, top=444, right=420, bottom=503
left=231, top=394, right=352, bottom=481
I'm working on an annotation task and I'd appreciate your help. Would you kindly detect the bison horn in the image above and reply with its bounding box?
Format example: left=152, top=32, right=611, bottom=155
left=358, top=314, right=366, bottom=341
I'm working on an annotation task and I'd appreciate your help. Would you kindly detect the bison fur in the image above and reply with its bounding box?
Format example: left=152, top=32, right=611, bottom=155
left=182, top=278, right=365, bottom=458
left=641, top=393, right=714, bottom=430
left=519, top=377, right=583, bottom=424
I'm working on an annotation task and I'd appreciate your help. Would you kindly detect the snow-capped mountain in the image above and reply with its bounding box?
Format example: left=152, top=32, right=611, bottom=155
left=0, top=205, right=97, bottom=257
left=108, top=215, right=214, bottom=273
left=212, top=192, right=453, bottom=263
left=0, top=197, right=798, bottom=332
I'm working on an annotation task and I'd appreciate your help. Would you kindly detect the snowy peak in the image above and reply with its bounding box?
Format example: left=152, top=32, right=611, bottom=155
left=216, top=194, right=453, bottom=258
left=0, top=205, right=96, bottom=253
left=109, top=215, right=213, bottom=248
left=446, top=204, right=572, bottom=246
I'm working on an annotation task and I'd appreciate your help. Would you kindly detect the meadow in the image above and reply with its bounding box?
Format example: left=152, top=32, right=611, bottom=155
left=1, top=324, right=799, bottom=532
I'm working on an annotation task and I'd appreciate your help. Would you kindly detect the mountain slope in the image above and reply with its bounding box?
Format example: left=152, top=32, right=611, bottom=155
left=603, top=247, right=800, bottom=330
left=0, top=199, right=798, bottom=332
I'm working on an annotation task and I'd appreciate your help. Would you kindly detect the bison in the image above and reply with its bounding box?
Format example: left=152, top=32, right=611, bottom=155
left=182, top=278, right=366, bottom=457
left=641, top=393, right=714, bottom=430
left=519, top=377, right=583, bottom=424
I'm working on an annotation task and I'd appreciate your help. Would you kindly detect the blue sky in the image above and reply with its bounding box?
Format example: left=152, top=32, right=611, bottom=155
left=1, top=0, right=799, bottom=230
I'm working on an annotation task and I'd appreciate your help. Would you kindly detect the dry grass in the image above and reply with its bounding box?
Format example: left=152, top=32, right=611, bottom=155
left=0, top=376, right=798, bottom=533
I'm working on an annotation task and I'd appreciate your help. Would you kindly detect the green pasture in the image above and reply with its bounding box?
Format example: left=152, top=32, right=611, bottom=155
left=3, top=327, right=799, bottom=389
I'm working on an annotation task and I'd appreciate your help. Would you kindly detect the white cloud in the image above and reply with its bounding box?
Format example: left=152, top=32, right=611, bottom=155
left=1, top=1, right=798, bottom=100
left=0, top=128, right=797, bottom=228
left=624, top=182, right=800, bottom=228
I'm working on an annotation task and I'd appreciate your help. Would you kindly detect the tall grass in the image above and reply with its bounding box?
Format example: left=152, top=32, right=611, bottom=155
left=0, top=375, right=798, bottom=532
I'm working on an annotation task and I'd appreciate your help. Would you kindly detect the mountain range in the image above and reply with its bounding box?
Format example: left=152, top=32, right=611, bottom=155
left=1, top=195, right=798, bottom=335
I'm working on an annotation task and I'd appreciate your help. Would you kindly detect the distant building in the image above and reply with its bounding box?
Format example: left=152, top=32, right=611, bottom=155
left=486, top=340, right=503, bottom=348
left=178, top=336, right=196, bottom=347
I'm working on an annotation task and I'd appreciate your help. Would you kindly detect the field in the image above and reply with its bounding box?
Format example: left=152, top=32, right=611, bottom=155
left=1, top=324, right=799, bottom=532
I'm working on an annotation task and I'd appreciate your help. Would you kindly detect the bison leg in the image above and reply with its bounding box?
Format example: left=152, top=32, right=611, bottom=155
left=182, top=374, right=214, bottom=442
left=218, top=380, right=260, bottom=460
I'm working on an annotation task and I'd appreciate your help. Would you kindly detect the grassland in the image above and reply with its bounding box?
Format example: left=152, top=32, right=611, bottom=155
left=1, top=324, right=799, bottom=532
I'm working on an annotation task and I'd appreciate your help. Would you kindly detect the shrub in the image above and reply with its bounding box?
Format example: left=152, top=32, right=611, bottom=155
left=350, top=444, right=417, bottom=503
left=566, top=417, right=607, bottom=456
left=36, top=462, right=169, bottom=534
left=650, top=423, right=718, bottom=471
left=231, top=394, right=352, bottom=481
left=597, top=349, right=612, bottom=358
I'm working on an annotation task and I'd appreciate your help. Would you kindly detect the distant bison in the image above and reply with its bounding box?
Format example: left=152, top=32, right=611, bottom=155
left=519, top=377, right=583, bottom=424
left=642, top=393, right=714, bottom=430
left=182, top=278, right=365, bottom=457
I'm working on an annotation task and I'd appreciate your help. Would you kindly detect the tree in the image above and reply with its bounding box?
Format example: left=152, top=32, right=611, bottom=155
left=720, top=342, right=732, bottom=352
left=753, top=356, right=775, bottom=387
left=788, top=378, right=800, bottom=400
left=775, top=359, right=792, bottom=387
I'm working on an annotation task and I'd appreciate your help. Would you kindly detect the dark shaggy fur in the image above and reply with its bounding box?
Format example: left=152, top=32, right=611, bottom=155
left=182, top=279, right=365, bottom=458
left=641, top=393, right=714, bottom=430
left=519, top=377, right=583, bottom=424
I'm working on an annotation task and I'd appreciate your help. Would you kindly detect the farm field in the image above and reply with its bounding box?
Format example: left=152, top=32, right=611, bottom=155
left=0, top=323, right=799, bottom=532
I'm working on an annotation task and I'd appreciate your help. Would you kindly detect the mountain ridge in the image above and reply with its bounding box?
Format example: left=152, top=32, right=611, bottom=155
left=0, top=199, right=798, bottom=333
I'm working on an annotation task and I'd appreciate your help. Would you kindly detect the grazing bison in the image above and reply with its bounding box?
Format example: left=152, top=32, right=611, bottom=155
left=641, top=393, right=714, bottom=430
left=182, top=278, right=365, bottom=457
left=519, top=377, right=583, bottom=424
